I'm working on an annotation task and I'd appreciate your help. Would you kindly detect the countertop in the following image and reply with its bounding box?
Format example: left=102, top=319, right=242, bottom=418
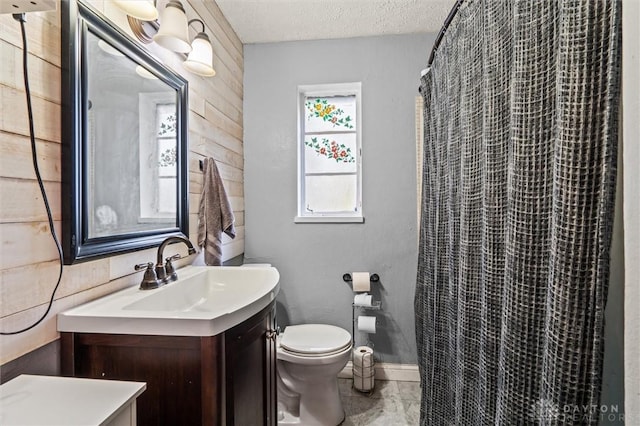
left=0, top=374, right=146, bottom=425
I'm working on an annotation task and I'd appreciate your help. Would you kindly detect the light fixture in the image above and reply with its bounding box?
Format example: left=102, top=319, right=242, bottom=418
left=153, top=0, right=191, bottom=53
left=113, top=0, right=158, bottom=21
left=183, top=19, right=216, bottom=77
left=113, top=0, right=216, bottom=78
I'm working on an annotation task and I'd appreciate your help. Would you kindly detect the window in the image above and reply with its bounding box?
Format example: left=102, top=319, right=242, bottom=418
left=296, top=83, right=362, bottom=223
left=155, top=103, right=178, bottom=215
left=138, top=92, right=178, bottom=223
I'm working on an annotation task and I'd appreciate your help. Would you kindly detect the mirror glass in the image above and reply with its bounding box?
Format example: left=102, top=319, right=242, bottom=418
left=86, top=31, right=178, bottom=238
left=62, top=0, right=189, bottom=264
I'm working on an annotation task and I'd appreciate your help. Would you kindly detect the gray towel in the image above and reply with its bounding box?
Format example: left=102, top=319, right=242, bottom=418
left=197, top=157, right=235, bottom=266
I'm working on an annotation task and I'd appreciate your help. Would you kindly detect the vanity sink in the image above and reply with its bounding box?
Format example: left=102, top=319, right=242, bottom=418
left=58, top=265, right=280, bottom=337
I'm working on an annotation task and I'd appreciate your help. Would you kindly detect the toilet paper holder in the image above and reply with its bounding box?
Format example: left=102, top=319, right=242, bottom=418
left=351, top=295, right=380, bottom=362
left=353, top=298, right=382, bottom=310
left=343, top=273, right=379, bottom=283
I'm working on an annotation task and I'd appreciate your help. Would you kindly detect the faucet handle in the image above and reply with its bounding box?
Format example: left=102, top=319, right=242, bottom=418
left=135, top=262, right=160, bottom=290
left=135, top=262, right=153, bottom=271
left=165, top=254, right=181, bottom=282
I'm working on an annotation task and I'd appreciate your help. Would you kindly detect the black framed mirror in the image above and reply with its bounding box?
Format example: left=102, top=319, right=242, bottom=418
left=61, top=0, right=189, bottom=264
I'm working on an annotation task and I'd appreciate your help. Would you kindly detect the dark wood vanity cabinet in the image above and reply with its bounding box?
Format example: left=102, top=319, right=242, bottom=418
left=61, top=302, right=276, bottom=426
left=225, top=303, right=277, bottom=425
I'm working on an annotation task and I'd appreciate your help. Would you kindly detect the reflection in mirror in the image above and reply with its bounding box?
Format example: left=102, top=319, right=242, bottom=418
left=61, top=0, right=189, bottom=264
left=86, top=31, right=177, bottom=238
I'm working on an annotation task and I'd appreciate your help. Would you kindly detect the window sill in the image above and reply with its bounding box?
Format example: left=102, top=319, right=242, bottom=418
left=294, top=216, right=364, bottom=224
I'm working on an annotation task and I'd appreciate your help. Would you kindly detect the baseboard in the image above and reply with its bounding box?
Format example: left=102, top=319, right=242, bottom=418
left=338, top=362, right=420, bottom=382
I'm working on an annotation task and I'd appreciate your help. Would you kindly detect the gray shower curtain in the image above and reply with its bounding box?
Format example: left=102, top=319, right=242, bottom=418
left=415, top=0, right=621, bottom=424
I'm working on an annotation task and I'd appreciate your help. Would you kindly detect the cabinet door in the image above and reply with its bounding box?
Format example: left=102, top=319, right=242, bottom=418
left=225, top=304, right=276, bottom=426
left=61, top=333, right=222, bottom=426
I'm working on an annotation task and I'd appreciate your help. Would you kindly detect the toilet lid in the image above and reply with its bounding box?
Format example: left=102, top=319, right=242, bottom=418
left=280, top=324, right=351, bottom=355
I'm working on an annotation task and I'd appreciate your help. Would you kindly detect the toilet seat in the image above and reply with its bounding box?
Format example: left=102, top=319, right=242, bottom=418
left=280, top=324, right=352, bottom=356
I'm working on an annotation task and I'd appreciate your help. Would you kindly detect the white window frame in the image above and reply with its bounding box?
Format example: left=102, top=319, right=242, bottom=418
left=295, top=83, right=363, bottom=223
left=138, top=92, right=177, bottom=223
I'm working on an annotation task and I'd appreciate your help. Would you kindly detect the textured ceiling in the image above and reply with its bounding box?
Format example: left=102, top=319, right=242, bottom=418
left=215, top=0, right=452, bottom=44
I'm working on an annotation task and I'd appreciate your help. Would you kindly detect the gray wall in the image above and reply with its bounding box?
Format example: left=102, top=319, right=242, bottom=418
left=243, top=34, right=434, bottom=364
left=600, top=131, right=625, bottom=423
left=622, top=3, right=640, bottom=420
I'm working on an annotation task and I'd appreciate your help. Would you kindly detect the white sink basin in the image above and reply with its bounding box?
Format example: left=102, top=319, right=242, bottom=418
left=58, top=265, right=280, bottom=337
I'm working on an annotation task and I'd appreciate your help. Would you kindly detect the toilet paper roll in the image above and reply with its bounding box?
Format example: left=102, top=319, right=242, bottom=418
left=354, top=370, right=375, bottom=392
left=357, top=315, right=376, bottom=334
left=353, top=293, right=373, bottom=307
left=353, top=346, right=375, bottom=368
left=353, top=346, right=375, bottom=392
left=352, top=272, right=371, bottom=292
left=353, top=365, right=375, bottom=377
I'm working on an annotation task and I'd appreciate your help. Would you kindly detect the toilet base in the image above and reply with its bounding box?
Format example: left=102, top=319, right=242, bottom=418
left=277, top=378, right=345, bottom=426
left=277, top=410, right=302, bottom=425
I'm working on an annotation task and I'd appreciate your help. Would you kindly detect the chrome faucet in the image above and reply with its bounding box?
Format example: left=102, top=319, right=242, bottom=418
left=134, top=236, right=196, bottom=290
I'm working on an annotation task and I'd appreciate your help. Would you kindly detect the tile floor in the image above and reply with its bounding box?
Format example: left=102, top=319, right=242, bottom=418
left=338, top=379, right=421, bottom=425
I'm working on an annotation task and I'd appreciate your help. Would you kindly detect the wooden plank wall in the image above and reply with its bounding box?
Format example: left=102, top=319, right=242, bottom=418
left=0, top=0, right=244, bottom=364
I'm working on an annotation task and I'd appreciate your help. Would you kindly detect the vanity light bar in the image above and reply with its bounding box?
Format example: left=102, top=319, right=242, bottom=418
left=114, top=1, right=216, bottom=78
left=0, top=0, right=55, bottom=14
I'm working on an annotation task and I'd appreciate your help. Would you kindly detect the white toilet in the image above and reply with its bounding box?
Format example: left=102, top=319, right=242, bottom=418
left=276, top=324, right=352, bottom=426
